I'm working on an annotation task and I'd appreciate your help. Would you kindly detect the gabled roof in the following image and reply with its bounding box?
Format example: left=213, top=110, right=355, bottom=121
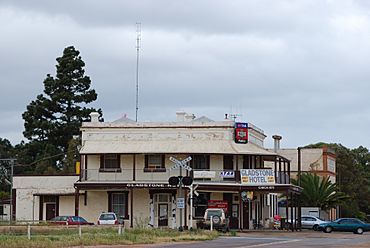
left=113, top=116, right=136, bottom=124
left=192, top=116, right=214, bottom=123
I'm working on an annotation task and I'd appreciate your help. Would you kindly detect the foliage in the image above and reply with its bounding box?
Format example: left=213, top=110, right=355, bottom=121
left=21, top=46, right=102, bottom=172
left=304, top=143, right=370, bottom=219
left=292, top=172, right=348, bottom=210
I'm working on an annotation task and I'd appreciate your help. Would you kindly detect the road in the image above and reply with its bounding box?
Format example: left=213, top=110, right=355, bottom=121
left=78, top=231, right=370, bottom=248
left=147, top=231, right=370, bottom=248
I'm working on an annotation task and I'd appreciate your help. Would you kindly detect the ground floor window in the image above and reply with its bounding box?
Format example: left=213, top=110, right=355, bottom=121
left=193, top=192, right=210, bottom=218
left=108, top=192, right=128, bottom=219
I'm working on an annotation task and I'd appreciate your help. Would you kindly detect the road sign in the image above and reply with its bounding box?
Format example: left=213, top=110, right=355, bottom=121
left=177, top=198, right=185, bottom=209
left=169, top=156, right=192, bottom=171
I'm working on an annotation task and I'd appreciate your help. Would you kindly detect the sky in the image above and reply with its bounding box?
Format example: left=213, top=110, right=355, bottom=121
left=0, top=0, right=369, bottom=149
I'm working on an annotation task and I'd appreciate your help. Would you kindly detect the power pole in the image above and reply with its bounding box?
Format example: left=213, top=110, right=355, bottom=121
left=0, top=158, right=16, bottom=224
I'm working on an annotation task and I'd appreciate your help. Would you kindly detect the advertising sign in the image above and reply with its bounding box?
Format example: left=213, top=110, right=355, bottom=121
left=220, top=170, right=235, bottom=178
left=240, top=169, right=275, bottom=185
left=208, top=200, right=228, bottom=213
left=193, top=171, right=216, bottom=179
left=235, top=122, right=248, bottom=143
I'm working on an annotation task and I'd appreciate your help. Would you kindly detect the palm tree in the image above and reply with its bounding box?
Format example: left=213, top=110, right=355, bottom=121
left=292, top=173, right=348, bottom=210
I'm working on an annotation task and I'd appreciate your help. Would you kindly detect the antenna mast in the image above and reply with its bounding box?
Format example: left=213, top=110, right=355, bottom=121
left=135, top=22, right=141, bottom=122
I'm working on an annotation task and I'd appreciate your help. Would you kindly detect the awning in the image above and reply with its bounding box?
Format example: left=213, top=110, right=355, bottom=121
left=79, top=140, right=276, bottom=156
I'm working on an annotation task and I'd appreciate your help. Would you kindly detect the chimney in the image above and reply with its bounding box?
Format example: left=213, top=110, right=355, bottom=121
left=176, top=111, right=186, bottom=122
left=272, top=135, right=282, bottom=152
left=90, top=112, right=100, bottom=123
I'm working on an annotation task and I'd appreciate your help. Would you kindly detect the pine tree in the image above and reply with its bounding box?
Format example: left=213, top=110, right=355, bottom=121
left=22, top=46, right=102, bottom=171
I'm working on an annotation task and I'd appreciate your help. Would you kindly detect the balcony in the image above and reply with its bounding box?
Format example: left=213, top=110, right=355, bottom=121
left=79, top=169, right=290, bottom=184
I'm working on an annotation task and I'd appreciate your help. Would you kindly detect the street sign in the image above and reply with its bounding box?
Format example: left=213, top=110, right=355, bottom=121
left=177, top=198, right=185, bottom=209
left=169, top=156, right=192, bottom=171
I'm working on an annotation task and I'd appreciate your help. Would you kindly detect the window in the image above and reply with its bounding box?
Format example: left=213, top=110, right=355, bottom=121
left=144, top=154, right=165, bottom=172
left=192, top=155, right=210, bottom=170
left=108, top=192, right=128, bottom=219
left=193, top=192, right=210, bottom=218
left=0, top=205, right=4, bottom=215
left=100, top=154, right=121, bottom=172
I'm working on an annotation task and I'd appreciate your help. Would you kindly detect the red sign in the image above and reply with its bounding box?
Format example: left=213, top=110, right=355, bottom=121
left=235, top=122, right=248, bottom=143
left=208, top=200, right=228, bottom=213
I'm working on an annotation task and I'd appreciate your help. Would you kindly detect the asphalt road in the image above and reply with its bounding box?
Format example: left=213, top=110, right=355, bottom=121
left=79, top=231, right=370, bottom=248
left=152, top=231, right=370, bottom=248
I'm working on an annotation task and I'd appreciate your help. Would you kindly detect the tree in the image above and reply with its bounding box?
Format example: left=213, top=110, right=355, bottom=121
left=22, top=46, right=102, bottom=171
left=292, top=173, right=348, bottom=211
left=305, top=143, right=370, bottom=219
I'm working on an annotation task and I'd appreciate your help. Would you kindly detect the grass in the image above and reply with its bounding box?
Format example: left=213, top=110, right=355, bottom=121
left=0, top=226, right=219, bottom=248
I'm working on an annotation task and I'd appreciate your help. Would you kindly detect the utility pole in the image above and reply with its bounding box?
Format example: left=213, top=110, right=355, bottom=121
left=0, top=158, right=16, bottom=224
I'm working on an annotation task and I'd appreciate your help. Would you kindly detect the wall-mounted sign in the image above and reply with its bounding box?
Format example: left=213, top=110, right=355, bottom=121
left=220, top=170, right=235, bottom=178
left=194, top=171, right=216, bottom=179
left=208, top=200, right=228, bottom=213
left=235, top=122, right=248, bottom=144
left=241, top=191, right=254, bottom=202
left=240, top=169, right=275, bottom=185
left=126, top=183, right=176, bottom=188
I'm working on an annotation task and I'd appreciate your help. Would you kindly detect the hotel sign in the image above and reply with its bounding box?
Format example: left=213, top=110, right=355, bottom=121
left=235, top=122, right=248, bottom=143
left=240, top=169, right=275, bottom=185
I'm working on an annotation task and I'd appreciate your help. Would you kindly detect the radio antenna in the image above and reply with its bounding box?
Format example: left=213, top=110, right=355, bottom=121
left=135, top=22, right=141, bottom=122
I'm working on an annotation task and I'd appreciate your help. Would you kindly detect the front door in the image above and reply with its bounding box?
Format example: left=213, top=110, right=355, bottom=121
left=158, top=204, right=168, bottom=227
left=46, top=203, right=56, bottom=220
left=242, top=202, right=249, bottom=229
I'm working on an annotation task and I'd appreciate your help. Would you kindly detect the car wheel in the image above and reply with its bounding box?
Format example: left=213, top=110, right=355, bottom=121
left=356, top=227, right=364, bottom=235
left=313, top=225, right=319, bottom=231
left=324, top=226, right=332, bottom=233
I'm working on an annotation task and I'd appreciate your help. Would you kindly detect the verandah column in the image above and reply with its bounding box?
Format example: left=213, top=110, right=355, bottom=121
left=171, top=193, right=177, bottom=229
left=74, top=187, right=80, bottom=216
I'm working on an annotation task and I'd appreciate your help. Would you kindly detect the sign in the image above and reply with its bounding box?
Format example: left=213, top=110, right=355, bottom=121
left=235, top=122, right=248, bottom=144
left=240, top=169, right=275, bottom=185
left=241, top=191, right=253, bottom=202
left=208, top=200, right=228, bottom=213
left=193, top=170, right=216, bottom=179
left=170, top=156, right=192, bottom=171
left=220, top=170, right=235, bottom=178
left=177, top=198, right=185, bottom=209
left=126, top=183, right=176, bottom=188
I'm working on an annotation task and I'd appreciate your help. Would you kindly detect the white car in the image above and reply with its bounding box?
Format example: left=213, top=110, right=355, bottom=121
left=288, top=215, right=328, bottom=231
left=97, top=212, right=120, bottom=225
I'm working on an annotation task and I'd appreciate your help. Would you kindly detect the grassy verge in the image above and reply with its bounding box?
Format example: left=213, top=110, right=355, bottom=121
left=0, top=227, right=219, bottom=248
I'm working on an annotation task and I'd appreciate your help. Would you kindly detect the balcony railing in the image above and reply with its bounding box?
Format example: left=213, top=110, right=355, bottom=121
left=80, top=169, right=290, bottom=184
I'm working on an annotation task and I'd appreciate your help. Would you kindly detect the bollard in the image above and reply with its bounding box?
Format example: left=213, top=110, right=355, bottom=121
left=79, top=225, right=82, bottom=238
left=118, top=224, right=122, bottom=235
left=27, top=224, right=31, bottom=240
left=210, top=216, right=213, bottom=231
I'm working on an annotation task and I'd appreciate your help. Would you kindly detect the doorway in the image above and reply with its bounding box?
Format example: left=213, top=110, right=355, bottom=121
left=46, top=203, right=56, bottom=220
left=242, top=201, right=250, bottom=229
left=158, top=204, right=168, bottom=226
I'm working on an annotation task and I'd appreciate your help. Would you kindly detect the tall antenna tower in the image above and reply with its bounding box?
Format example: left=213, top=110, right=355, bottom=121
left=135, top=22, right=141, bottom=122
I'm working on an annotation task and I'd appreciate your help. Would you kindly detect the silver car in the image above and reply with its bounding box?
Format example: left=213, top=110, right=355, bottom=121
left=288, top=215, right=328, bottom=231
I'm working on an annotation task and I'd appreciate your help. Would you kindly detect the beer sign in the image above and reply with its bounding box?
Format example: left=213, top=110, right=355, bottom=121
left=235, top=122, right=248, bottom=143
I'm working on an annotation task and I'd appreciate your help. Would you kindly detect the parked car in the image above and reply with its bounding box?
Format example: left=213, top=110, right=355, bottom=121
left=199, top=208, right=229, bottom=232
left=50, top=216, right=94, bottom=225
left=287, top=215, right=328, bottom=231
left=318, top=218, right=370, bottom=234
left=97, top=212, right=123, bottom=225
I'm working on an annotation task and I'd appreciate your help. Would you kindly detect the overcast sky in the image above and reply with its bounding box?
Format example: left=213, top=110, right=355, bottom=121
left=0, top=0, right=369, bottom=149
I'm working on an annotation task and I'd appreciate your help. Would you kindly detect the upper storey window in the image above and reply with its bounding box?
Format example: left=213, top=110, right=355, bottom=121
left=144, top=154, right=166, bottom=172
left=100, top=154, right=121, bottom=172
left=192, top=155, right=210, bottom=170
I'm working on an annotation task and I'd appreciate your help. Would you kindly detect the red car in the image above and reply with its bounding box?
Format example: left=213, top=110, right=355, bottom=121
left=50, top=216, right=94, bottom=225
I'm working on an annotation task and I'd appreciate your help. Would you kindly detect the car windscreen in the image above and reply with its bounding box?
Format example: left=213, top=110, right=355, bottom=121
left=206, top=210, right=222, bottom=218
left=99, top=214, right=116, bottom=220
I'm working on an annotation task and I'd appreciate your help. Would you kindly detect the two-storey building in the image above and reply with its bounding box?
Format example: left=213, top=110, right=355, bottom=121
left=73, top=112, right=301, bottom=229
